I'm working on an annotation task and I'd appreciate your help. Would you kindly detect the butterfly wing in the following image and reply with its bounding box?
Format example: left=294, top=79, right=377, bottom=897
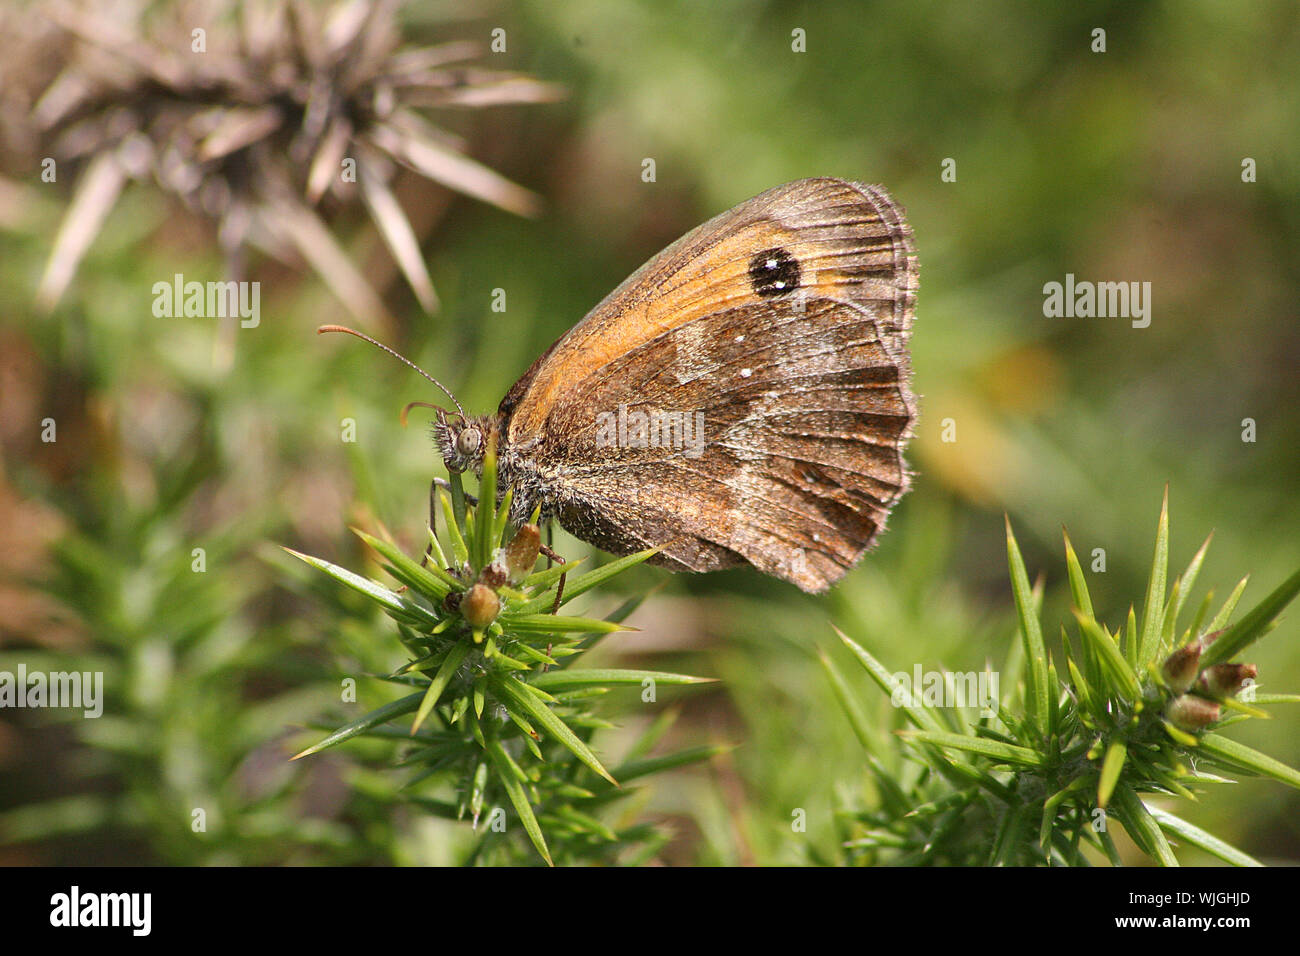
left=502, top=178, right=917, bottom=592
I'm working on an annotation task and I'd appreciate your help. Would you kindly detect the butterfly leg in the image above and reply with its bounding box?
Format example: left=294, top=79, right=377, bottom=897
left=432, top=476, right=478, bottom=508
left=418, top=478, right=439, bottom=572
left=393, top=479, right=441, bottom=595
left=539, top=523, right=567, bottom=617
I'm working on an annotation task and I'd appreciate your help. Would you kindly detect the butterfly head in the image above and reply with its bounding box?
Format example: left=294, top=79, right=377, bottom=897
left=433, top=410, right=496, bottom=474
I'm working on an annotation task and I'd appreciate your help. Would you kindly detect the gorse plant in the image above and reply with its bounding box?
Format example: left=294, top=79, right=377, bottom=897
left=825, top=491, right=1300, bottom=866
left=0, top=420, right=394, bottom=864
left=287, top=436, right=719, bottom=865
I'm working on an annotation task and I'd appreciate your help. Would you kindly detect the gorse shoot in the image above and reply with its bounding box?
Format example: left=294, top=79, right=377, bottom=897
left=826, top=490, right=1300, bottom=866
left=287, top=436, right=719, bottom=864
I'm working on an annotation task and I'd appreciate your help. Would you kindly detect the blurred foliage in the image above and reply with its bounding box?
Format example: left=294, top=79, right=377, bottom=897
left=2, top=0, right=1297, bottom=864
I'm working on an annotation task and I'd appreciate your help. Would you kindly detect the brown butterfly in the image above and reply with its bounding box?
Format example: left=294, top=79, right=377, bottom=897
left=323, top=177, right=917, bottom=593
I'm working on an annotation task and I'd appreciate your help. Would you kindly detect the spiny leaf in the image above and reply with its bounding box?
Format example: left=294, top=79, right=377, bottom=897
left=1111, top=787, right=1178, bottom=866
left=1173, top=533, right=1213, bottom=624
left=1124, top=606, right=1138, bottom=668
left=411, top=640, right=470, bottom=735
left=425, top=527, right=449, bottom=572
left=1005, top=517, right=1050, bottom=739
left=283, top=547, right=439, bottom=627
left=1207, top=576, right=1250, bottom=634
left=1137, top=487, right=1170, bottom=668
left=493, top=486, right=515, bottom=549
left=531, top=669, right=714, bottom=691
left=292, top=691, right=424, bottom=760
left=1062, top=528, right=1094, bottom=618
left=498, top=613, right=634, bottom=635
left=515, top=547, right=659, bottom=614
left=491, top=676, right=618, bottom=785
left=1198, top=732, right=1300, bottom=789
left=834, top=626, right=943, bottom=734
left=1065, top=655, right=1096, bottom=718
left=899, top=730, right=1047, bottom=768
left=1148, top=808, right=1262, bottom=867
left=474, top=433, right=498, bottom=571
left=548, top=805, right=618, bottom=842
left=439, top=487, right=469, bottom=568
left=1097, top=740, right=1127, bottom=809
left=606, top=745, right=731, bottom=785
left=484, top=733, right=551, bottom=866
left=354, top=528, right=459, bottom=599
left=1072, top=610, right=1141, bottom=701
left=520, top=558, right=581, bottom=593
left=820, top=649, right=879, bottom=754
left=283, top=546, right=405, bottom=611
left=621, top=707, right=681, bottom=765
left=1201, top=566, right=1300, bottom=668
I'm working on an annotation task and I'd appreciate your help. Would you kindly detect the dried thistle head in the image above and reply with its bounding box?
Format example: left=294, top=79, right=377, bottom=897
left=9, top=0, right=562, bottom=318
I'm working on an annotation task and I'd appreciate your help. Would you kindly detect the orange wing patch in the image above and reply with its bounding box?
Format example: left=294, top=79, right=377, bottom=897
left=506, top=178, right=916, bottom=443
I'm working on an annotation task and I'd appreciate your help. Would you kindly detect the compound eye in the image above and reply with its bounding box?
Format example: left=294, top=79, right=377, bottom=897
left=456, top=428, right=482, bottom=456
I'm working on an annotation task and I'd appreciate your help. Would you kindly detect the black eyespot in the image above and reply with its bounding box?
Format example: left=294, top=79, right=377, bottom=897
left=748, top=247, right=801, bottom=298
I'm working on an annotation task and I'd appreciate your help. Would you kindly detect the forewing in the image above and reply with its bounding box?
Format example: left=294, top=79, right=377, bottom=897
left=505, top=178, right=917, bottom=592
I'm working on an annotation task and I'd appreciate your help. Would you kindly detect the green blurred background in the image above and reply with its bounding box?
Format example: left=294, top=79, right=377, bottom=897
left=1, top=0, right=1297, bottom=864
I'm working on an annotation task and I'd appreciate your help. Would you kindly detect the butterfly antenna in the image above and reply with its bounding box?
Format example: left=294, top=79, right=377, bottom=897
left=400, top=400, right=449, bottom=428
left=317, top=325, right=465, bottom=417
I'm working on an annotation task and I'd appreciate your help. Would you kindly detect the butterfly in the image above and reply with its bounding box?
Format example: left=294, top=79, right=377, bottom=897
left=323, top=177, right=917, bottom=593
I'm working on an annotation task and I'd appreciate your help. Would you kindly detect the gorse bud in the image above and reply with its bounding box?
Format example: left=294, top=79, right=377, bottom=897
left=1161, top=641, right=1203, bottom=693
left=461, top=583, right=500, bottom=629
left=1166, top=694, right=1221, bottom=732
left=1198, top=663, right=1258, bottom=699
left=505, top=524, right=542, bottom=584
